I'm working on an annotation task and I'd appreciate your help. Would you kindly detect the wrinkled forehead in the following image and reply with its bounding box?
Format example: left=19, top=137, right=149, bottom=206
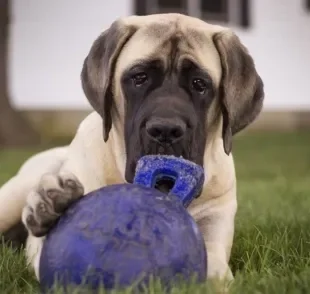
left=115, top=22, right=223, bottom=87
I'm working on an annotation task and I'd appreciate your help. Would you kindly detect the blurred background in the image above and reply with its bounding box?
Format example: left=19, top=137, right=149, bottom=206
left=0, top=0, right=310, bottom=146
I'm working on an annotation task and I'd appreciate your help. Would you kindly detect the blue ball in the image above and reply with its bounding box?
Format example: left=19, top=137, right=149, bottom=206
left=39, top=184, right=207, bottom=291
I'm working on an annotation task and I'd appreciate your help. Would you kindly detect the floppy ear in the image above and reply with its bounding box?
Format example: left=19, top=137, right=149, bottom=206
left=81, top=20, right=137, bottom=142
left=213, top=31, right=264, bottom=155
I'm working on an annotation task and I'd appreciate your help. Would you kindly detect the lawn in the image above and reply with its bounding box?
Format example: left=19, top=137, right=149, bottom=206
left=1, top=131, right=310, bottom=293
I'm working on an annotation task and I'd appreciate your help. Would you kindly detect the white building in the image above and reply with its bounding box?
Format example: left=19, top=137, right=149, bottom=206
left=7, top=0, right=310, bottom=133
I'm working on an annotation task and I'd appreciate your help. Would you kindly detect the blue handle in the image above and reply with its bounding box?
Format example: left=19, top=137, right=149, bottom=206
left=133, top=155, right=205, bottom=207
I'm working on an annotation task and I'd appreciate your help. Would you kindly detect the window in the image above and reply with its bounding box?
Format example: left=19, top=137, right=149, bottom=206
left=156, top=0, right=187, bottom=14
left=240, top=0, right=250, bottom=27
left=133, top=0, right=251, bottom=28
left=200, top=0, right=228, bottom=22
left=134, top=0, right=187, bottom=15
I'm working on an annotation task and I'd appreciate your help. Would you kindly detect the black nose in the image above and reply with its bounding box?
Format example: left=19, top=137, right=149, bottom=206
left=146, top=118, right=186, bottom=144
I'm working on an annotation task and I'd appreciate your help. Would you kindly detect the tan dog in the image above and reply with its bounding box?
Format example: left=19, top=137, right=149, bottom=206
left=0, top=13, right=264, bottom=283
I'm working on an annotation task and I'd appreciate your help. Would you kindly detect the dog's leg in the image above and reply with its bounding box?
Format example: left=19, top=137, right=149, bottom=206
left=24, top=235, right=45, bottom=280
left=21, top=171, right=85, bottom=279
left=0, top=175, right=39, bottom=233
left=0, top=147, right=68, bottom=247
left=190, top=184, right=237, bottom=283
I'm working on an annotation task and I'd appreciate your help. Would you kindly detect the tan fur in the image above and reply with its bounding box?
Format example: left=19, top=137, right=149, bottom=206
left=0, top=13, right=264, bottom=286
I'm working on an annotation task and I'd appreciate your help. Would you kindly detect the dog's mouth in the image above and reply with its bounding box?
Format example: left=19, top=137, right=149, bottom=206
left=125, top=129, right=193, bottom=184
left=126, top=149, right=190, bottom=186
left=154, top=175, right=176, bottom=194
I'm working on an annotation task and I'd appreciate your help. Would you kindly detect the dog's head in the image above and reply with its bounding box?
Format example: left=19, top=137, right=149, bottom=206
left=81, top=14, right=264, bottom=183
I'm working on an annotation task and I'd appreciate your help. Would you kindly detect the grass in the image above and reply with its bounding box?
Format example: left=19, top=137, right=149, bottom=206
left=0, top=131, right=310, bottom=293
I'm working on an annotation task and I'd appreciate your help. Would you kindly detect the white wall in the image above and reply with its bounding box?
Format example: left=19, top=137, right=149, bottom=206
left=231, top=0, right=310, bottom=111
left=8, top=0, right=310, bottom=110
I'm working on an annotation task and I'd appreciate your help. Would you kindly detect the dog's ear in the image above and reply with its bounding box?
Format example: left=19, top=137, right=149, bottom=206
left=81, top=20, right=136, bottom=142
left=213, top=31, right=264, bottom=154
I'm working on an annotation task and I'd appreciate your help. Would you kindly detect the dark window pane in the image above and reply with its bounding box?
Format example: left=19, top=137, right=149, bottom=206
left=157, top=0, right=187, bottom=14
left=134, top=0, right=187, bottom=15
left=240, top=0, right=250, bottom=28
left=201, top=0, right=227, bottom=14
left=158, top=0, right=184, bottom=8
left=134, top=0, right=147, bottom=15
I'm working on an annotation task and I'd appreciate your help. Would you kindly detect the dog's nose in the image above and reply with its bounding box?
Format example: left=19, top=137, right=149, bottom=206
left=146, top=118, right=186, bottom=144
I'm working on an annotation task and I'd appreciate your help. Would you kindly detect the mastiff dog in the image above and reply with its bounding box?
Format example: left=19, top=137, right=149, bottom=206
left=0, top=13, right=264, bottom=283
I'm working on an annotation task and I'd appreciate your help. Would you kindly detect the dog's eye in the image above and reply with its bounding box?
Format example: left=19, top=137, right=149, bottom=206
left=192, top=78, right=207, bottom=94
left=132, top=72, right=148, bottom=87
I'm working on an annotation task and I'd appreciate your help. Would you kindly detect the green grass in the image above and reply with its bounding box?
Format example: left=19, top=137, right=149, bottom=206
left=1, top=131, right=310, bottom=293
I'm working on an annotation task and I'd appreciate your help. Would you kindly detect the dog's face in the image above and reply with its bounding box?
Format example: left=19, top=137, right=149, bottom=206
left=81, top=14, right=264, bottom=183
left=121, top=55, right=214, bottom=182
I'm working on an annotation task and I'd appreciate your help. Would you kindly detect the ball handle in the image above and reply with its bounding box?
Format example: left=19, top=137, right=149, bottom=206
left=133, top=155, right=205, bottom=207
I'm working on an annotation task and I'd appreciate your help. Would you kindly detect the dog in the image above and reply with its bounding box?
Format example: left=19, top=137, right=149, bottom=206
left=0, top=13, right=264, bottom=284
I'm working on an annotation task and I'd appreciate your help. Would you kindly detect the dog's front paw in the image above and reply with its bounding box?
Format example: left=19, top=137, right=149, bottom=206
left=22, top=172, right=84, bottom=237
left=206, top=253, right=234, bottom=293
left=207, top=252, right=234, bottom=281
